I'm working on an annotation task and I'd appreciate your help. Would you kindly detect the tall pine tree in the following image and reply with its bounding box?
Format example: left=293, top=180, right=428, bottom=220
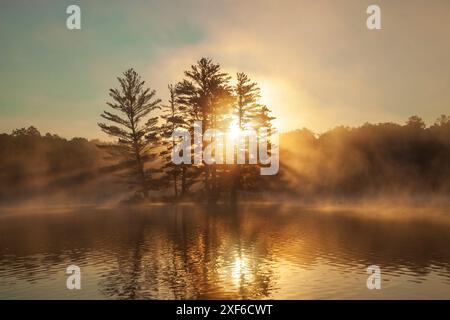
left=159, top=84, right=188, bottom=198
left=234, top=72, right=260, bottom=130
left=98, top=68, right=161, bottom=199
left=175, top=58, right=233, bottom=200
left=230, top=73, right=262, bottom=200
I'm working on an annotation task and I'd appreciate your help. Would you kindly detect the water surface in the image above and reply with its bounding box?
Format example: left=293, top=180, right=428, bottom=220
left=0, top=204, right=449, bottom=299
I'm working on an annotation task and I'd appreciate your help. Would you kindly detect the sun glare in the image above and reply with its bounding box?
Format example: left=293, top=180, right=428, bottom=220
left=228, top=118, right=241, bottom=139
left=231, top=256, right=250, bottom=285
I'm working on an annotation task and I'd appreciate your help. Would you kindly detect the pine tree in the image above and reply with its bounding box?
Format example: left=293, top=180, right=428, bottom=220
left=231, top=73, right=267, bottom=200
left=159, top=84, right=187, bottom=198
left=252, top=103, right=277, bottom=188
left=234, top=72, right=260, bottom=130
left=98, top=68, right=161, bottom=198
left=175, top=58, right=233, bottom=200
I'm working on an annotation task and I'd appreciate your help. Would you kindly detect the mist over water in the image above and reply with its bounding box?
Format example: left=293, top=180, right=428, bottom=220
left=0, top=204, right=449, bottom=299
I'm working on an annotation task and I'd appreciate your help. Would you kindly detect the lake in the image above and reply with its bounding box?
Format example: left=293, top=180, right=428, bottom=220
left=0, top=203, right=449, bottom=299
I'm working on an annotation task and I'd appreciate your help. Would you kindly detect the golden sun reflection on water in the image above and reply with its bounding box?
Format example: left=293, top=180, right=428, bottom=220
left=230, top=255, right=251, bottom=286
left=0, top=204, right=449, bottom=299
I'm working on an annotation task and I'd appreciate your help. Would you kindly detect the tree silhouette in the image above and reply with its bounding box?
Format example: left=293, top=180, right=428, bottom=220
left=406, top=115, right=426, bottom=129
left=12, top=126, right=41, bottom=137
left=234, top=73, right=260, bottom=130
left=159, top=84, right=186, bottom=198
left=229, top=73, right=261, bottom=200
left=98, top=68, right=161, bottom=198
left=175, top=58, right=233, bottom=200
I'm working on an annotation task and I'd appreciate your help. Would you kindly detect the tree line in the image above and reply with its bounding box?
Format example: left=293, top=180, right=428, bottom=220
left=280, top=115, right=450, bottom=200
left=1, top=115, right=449, bottom=204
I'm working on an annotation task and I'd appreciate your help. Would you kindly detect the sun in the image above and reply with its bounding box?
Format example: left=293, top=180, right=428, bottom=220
left=228, top=118, right=241, bottom=140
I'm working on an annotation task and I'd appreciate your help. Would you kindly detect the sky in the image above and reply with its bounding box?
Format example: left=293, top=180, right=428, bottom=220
left=1, top=0, right=450, bottom=139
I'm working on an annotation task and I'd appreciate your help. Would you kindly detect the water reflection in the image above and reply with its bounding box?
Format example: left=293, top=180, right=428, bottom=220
left=0, top=204, right=449, bottom=299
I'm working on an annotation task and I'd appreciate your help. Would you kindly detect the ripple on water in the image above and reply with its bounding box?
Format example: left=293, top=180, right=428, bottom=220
left=0, top=205, right=449, bottom=299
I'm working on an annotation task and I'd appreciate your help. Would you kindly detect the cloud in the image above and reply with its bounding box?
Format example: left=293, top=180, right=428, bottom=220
left=146, top=0, right=450, bottom=132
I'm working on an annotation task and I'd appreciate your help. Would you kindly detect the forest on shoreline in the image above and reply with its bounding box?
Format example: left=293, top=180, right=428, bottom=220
left=0, top=114, right=449, bottom=206
left=0, top=57, right=449, bottom=206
